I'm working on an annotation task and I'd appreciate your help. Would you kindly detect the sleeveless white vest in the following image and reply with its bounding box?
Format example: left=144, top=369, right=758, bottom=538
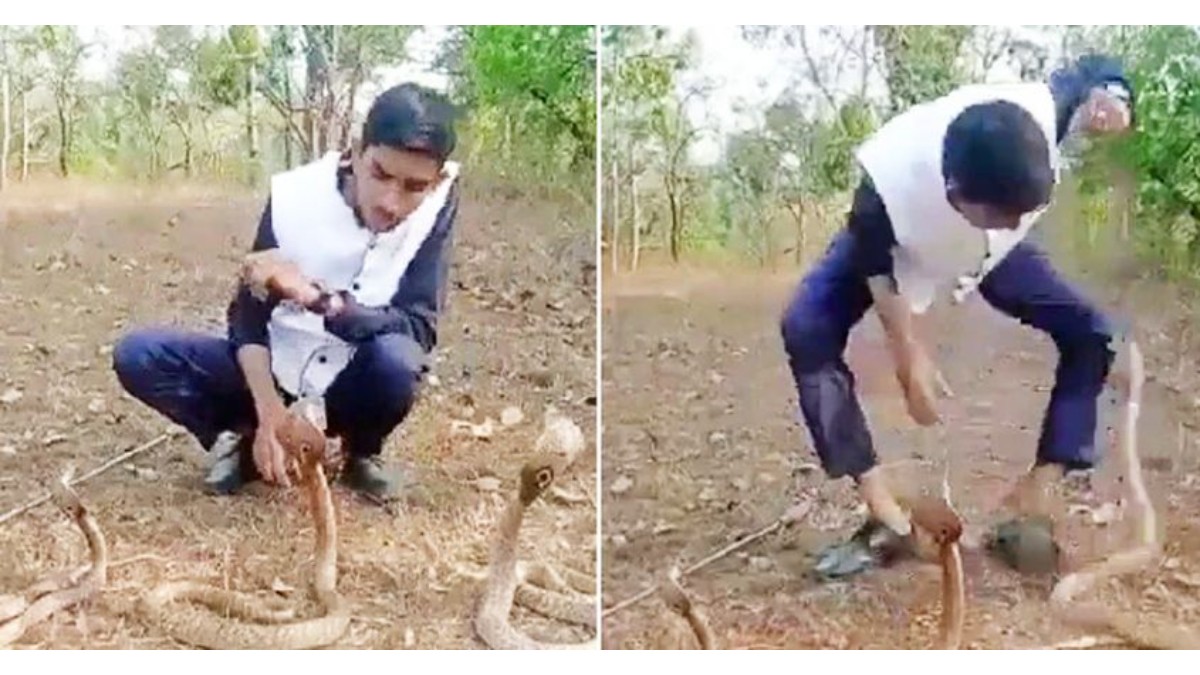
left=265, top=152, right=460, bottom=397
left=855, top=83, right=1060, bottom=313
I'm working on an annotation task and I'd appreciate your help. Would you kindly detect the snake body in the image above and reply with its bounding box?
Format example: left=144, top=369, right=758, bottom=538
left=138, top=404, right=350, bottom=649
left=474, top=453, right=598, bottom=650
left=0, top=474, right=109, bottom=647
left=1048, top=337, right=1200, bottom=649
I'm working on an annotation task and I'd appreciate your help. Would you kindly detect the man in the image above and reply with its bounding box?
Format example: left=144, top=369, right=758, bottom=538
left=113, top=82, right=461, bottom=500
left=779, top=55, right=1136, bottom=573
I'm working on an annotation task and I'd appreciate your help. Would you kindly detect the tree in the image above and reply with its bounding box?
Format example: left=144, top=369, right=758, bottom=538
left=33, top=25, right=87, bottom=177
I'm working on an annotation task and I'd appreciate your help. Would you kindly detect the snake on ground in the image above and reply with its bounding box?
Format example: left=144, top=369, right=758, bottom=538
left=1047, top=336, right=1200, bottom=649
left=0, top=471, right=109, bottom=647
left=473, top=431, right=598, bottom=650
left=138, top=401, right=351, bottom=649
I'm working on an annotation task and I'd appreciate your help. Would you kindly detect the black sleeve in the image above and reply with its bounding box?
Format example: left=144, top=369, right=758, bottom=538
left=323, top=182, right=460, bottom=351
left=226, top=199, right=281, bottom=349
left=845, top=174, right=898, bottom=279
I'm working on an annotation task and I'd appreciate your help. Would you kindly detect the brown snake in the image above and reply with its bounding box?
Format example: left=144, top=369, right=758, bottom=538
left=473, top=451, right=598, bottom=649
left=1047, top=337, right=1200, bottom=649
left=138, top=402, right=350, bottom=649
left=0, top=471, right=109, bottom=647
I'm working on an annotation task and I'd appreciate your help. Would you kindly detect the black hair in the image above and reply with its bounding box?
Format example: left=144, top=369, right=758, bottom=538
left=1049, top=53, right=1136, bottom=142
left=942, top=100, right=1054, bottom=214
left=362, top=83, right=458, bottom=163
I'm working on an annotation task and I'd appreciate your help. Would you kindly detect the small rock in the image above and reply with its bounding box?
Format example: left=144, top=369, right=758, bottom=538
left=1090, top=502, right=1120, bottom=526
left=793, top=462, right=821, bottom=475
left=404, top=628, right=416, bottom=648
left=94, top=284, right=111, bottom=296
left=749, top=556, right=772, bottom=571
left=0, top=445, right=16, bottom=456
left=475, top=476, right=502, bottom=493
left=500, top=406, right=524, bottom=427
left=87, top=398, right=106, bottom=414
left=610, top=475, right=633, bottom=495
left=0, top=388, right=22, bottom=405
left=1164, top=557, right=1182, bottom=570
left=652, top=522, right=676, bottom=535
left=708, top=371, right=724, bottom=385
left=731, top=477, right=749, bottom=491
left=610, top=533, right=628, bottom=546
left=698, top=486, right=719, bottom=502
left=427, top=374, right=441, bottom=387
left=97, top=344, right=113, bottom=357
left=758, top=472, right=775, bottom=485
left=707, top=431, right=727, bottom=445
left=270, top=578, right=295, bottom=595
left=134, top=467, right=158, bottom=480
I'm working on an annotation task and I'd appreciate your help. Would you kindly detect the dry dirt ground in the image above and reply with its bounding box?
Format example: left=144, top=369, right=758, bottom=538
left=0, top=178, right=597, bottom=649
left=600, top=249, right=1200, bottom=649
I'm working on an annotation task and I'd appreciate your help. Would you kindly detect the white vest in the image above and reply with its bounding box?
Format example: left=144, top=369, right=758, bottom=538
left=266, top=152, right=460, bottom=398
left=855, top=83, right=1060, bottom=313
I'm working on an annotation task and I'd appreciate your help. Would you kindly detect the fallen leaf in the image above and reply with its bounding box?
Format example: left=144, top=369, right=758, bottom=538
left=475, top=477, right=502, bottom=493
left=1172, top=572, right=1200, bottom=589
left=610, top=475, right=633, bottom=495
left=0, top=388, right=22, bottom=405
left=42, top=432, right=67, bottom=447
left=500, top=406, right=524, bottom=427
left=270, top=578, right=295, bottom=595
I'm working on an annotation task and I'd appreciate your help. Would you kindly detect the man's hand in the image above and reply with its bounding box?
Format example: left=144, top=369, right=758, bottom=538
left=242, top=250, right=324, bottom=309
left=866, top=275, right=953, bottom=426
left=252, top=396, right=293, bottom=487
left=894, top=340, right=954, bottom=426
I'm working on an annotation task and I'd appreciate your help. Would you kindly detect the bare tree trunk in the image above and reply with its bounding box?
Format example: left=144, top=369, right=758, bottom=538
left=281, top=67, right=294, bottom=169
left=246, top=60, right=260, bottom=181
left=631, top=172, right=641, bottom=271
left=20, top=88, right=28, bottom=180
left=789, top=202, right=805, bottom=266
left=56, top=95, right=68, bottom=177
left=1, top=67, right=9, bottom=192
left=610, top=153, right=619, bottom=274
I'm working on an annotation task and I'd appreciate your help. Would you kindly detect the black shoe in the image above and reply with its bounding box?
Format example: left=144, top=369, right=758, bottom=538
left=204, top=431, right=256, bottom=495
left=342, top=455, right=404, bottom=500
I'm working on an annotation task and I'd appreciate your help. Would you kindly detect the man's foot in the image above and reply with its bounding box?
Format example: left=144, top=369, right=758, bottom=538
left=342, top=455, right=405, bottom=501
left=812, top=518, right=917, bottom=579
left=204, top=431, right=257, bottom=495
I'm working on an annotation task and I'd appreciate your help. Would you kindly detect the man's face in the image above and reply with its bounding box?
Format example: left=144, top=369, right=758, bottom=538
left=946, top=189, right=1028, bottom=232
left=352, top=144, right=443, bottom=233
left=1075, top=88, right=1133, bottom=136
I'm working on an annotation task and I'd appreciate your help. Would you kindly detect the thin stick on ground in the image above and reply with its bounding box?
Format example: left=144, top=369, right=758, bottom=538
left=0, top=432, right=176, bottom=526
left=603, top=502, right=811, bottom=619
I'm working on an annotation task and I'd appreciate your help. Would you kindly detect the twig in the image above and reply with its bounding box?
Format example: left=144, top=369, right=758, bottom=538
left=0, top=432, right=175, bottom=526
left=1039, top=635, right=1128, bottom=650
left=603, top=508, right=806, bottom=619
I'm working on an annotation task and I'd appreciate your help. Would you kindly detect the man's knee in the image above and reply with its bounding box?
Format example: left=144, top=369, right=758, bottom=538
left=112, top=329, right=169, bottom=394
left=359, top=333, right=426, bottom=411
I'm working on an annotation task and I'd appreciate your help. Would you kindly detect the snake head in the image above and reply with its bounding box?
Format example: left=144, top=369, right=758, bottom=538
left=47, top=468, right=85, bottom=520
left=906, top=496, right=964, bottom=547
left=277, top=406, right=329, bottom=482
left=519, top=454, right=562, bottom=506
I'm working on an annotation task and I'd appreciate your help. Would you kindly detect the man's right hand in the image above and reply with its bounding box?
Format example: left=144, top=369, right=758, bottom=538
left=252, top=396, right=293, bottom=487
left=894, top=340, right=953, bottom=426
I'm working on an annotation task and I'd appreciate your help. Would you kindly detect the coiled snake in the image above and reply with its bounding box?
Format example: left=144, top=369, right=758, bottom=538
left=137, top=401, right=351, bottom=649
left=0, top=471, right=109, bottom=647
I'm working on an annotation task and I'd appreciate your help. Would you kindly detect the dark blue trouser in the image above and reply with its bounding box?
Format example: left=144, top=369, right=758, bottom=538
left=112, top=329, right=424, bottom=458
left=781, top=228, right=1115, bottom=479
